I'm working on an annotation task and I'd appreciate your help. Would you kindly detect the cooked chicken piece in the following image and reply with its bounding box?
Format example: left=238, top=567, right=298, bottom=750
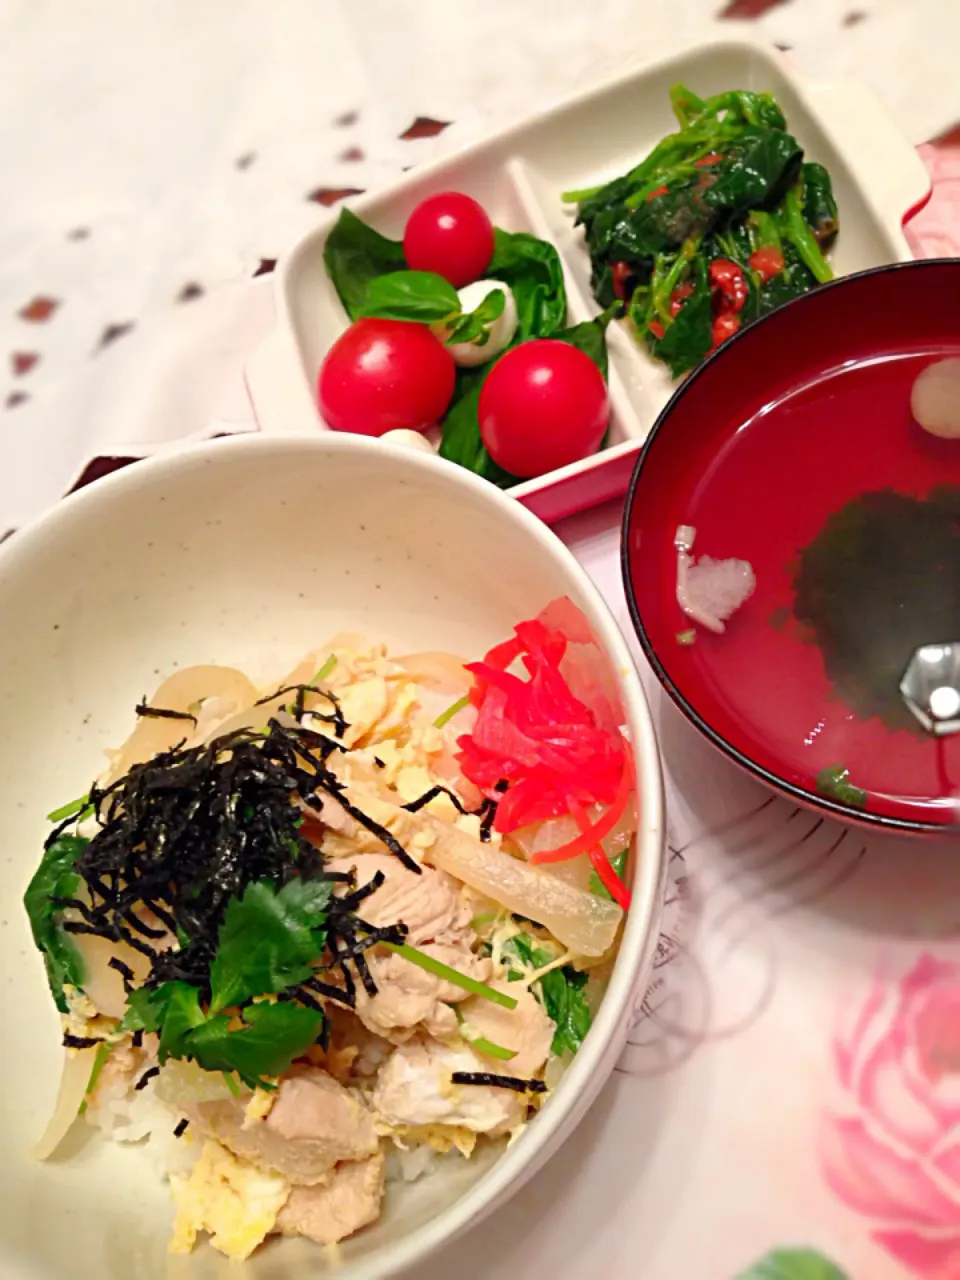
left=325, top=853, right=471, bottom=943
left=373, top=1037, right=527, bottom=1135
left=458, top=982, right=555, bottom=1077
left=183, top=1068, right=378, bottom=1186
left=352, top=942, right=493, bottom=1043
left=276, top=1154, right=385, bottom=1246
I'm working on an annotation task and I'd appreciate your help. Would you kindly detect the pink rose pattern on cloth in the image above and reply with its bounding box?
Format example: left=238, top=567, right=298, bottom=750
left=821, top=953, right=960, bottom=1280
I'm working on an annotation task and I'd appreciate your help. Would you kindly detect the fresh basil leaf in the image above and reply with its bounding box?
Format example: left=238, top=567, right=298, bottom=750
left=551, top=304, right=618, bottom=379
left=23, top=834, right=88, bottom=1011
left=446, top=287, right=506, bottom=347
left=589, top=850, right=627, bottom=900
left=437, top=367, right=521, bottom=489
left=186, top=1002, right=324, bottom=1090
left=360, top=270, right=459, bottom=323
left=209, top=877, right=332, bottom=1014
left=734, top=1247, right=849, bottom=1280
left=323, top=208, right=407, bottom=320
left=487, top=229, right=566, bottom=340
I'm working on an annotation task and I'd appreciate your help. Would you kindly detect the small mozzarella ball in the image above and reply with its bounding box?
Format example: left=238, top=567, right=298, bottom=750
left=380, top=428, right=437, bottom=454
left=911, top=357, right=960, bottom=439
left=433, top=280, right=518, bottom=368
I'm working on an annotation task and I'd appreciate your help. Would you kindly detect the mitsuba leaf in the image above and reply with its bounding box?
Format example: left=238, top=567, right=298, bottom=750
left=186, top=1003, right=324, bottom=1090
left=209, top=877, right=332, bottom=1014
left=23, top=834, right=89, bottom=1011
left=502, top=934, right=593, bottom=1056
left=323, top=208, right=407, bottom=320
left=359, top=270, right=459, bottom=323
left=589, top=850, right=627, bottom=900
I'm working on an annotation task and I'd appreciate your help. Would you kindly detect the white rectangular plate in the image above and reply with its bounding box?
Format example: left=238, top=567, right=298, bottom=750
left=246, top=35, right=931, bottom=524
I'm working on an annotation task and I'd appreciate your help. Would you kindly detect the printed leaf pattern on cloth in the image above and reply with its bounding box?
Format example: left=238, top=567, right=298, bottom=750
left=734, top=1247, right=849, bottom=1279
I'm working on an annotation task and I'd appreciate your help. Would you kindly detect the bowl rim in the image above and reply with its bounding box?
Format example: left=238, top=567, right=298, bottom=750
left=620, top=256, right=960, bottom=835
left=1, top=431, right=667, bottom=1278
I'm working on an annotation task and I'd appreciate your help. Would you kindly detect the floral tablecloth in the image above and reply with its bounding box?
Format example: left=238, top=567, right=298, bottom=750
left=4, top=5, right=960, bottom=1278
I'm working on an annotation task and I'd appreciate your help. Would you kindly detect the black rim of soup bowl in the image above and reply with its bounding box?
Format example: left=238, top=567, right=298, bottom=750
left=619, top=258, right=960, bottom=835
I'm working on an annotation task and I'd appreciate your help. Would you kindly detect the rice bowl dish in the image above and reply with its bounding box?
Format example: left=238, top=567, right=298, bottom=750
left=0, top=434, right=664, bottom=1279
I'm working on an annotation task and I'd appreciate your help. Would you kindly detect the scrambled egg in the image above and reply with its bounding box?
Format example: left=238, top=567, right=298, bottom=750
left=170, top=1140, right=290, bottom=1261
left=379, top=1123, right=478, bottom=1159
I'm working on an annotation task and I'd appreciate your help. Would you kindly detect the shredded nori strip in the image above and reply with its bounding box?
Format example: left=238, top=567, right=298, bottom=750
left=494, top=779, right=509, bottom=793
left=255, top=685, right=347, bottom=737
left=307, top=787, right=422, bottom=875
left=131, top=1029, right=144, bottom=1049
left=403, top=784, right=469, bottom=816
left=62, top=1033, right=101, bottom=1050
left=476, top=797, right=497, bottom=843
left=373, top=757, right=386, bottom=770
left=451, top=1072, right=547, bottom=1093
left=352, top=949, right=378, bottom=997
left=108, top=955, right=135, bottom=990
left=173, top=1118, right=189, bottom=1138
left=338, top=870, right=385, bottom=912
left=135, top=701, right=198, bottom=725
left=304, top=976, right=356, bottom=1009
left=135, top=1066, right=160, bottom=1091
left=50, top=717, right=418, bottom=1002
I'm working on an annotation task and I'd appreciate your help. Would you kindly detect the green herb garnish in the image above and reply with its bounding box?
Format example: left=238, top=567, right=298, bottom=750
left=384, top=941, right=517, bottom=1010
left=452, top=1007, right=517, bottom=1062
left=311, top=654, right=338, bottom=684
left=23, top=834, right=89, bottom=1010
left=46, top=793, right=93, bottom=824
left=589, top=850, right=627, bottom=901
left=815, top=764, right=867, bottom=810
left=503, top=934, right=592, bottom=1056
left=78, top=1040, right=112, bottom=1116
left=434, top=694, right=470, bottom=729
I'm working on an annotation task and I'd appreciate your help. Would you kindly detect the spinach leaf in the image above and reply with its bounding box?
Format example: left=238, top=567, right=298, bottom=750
left=323, top=208, right=406, bottom=320
left=186, top=1003, right=324, bottom=1090
left=359, top=270, right=459, bottom=323
left=487, top=229, right=566, bottom=340
left=649, top=257, right=712, bottom=377
left=209, top=877, right=332, bottom=1013
left=589, top=850, right=627, bottom=900
left=782, top=180, right=833, bottom=284
left=23, top=834, right=88, bottom=1011
left=801, top=161, right=839, bottom=248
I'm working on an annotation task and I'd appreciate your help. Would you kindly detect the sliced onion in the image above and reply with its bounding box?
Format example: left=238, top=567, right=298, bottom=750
left=106, top=665, right=259, bottom=780
left=394, top=651, right=472, bottom=694
left=422, top=816, right=622, bottom=957
left=32, top=1047, right=97, bottom=1160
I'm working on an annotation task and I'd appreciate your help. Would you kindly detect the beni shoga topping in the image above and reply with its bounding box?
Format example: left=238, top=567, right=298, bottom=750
left=24, top=598, right=636, bottom=1262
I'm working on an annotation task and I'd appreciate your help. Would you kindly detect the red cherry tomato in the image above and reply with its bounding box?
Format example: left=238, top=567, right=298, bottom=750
left=711, top=312, right=741, bottom=348
left=403, top=192, right=494, bottom=288
left=749, top=246, right=785, bottom=282
left=478, top=340, right=609, bottom=478
left=317, top=318, right=455, bottom=437
left=709, top=258, right=748, bottom=315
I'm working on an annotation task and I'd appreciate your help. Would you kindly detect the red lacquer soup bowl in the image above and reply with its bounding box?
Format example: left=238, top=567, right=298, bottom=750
left=622, top=259, right=960, bottom=833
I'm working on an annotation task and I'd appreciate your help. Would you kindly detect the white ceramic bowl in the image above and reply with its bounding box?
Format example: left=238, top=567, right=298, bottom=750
left=0, top=434, right=665, bottom=1280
